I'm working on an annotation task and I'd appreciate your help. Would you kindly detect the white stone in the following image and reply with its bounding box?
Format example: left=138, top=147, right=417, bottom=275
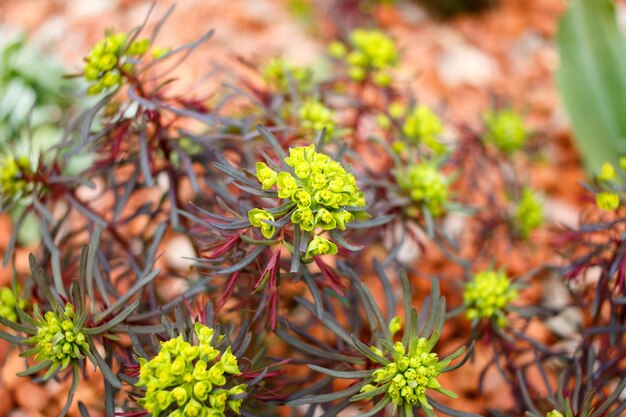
left=384, top=219, right=427, bottom=266
left=71, top=0, right=117, bottom=17
left=543, top=198, right=580, bottom=229
left=438, top=43, right=498, bottom=88
left=442, top=212, right=467, bottom=242
left=165, top=235, right=197, bottom=270
left=543, top=275, right=583, bottom=338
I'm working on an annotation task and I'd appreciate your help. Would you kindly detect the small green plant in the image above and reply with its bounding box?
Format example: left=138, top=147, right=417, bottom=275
left=462, top=269, right=518, bottom=327
left=0, top=30, right=75, bottom=143
left=402, top=105, right=446, bottom=155
left=0, top=249, right=155, bottom=416
left=513, top=188, right=544, bottom=238
left=286, top=263, right=472, bottom=417
left=262, top=57, right=313, bottom=94
left=399, top=162, right=450, bottom=217
left=83, top=31, right=166, bottom=95
left=299, top=98, right=336, bottom=137
left=482, top=108, right=527, bottom=154
left=0, top=155, right=33, bottom=206
left=329, top=28, right=399, bottom=86
left=26, top=303, right=91, bottom=370
left=362, top=334, right=457, bottom=412
left=0, top=285, right=26, bottom=322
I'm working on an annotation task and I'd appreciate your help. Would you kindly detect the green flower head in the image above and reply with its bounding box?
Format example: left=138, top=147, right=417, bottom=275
left=25, top=303, right=90, bottom=371
left=343, top=29, right=399, bottom=86
left=0, top=156, right=33, bottom=199
left=250, top=144, right=366, bottom=237
left=291, top=208, right=315, bottom=232
left=402, top=105, right=446, bottom=154
left=0, top=286, right=27, bottom=322
left=255, top=162, right=277, bottom=190
left=262, top=58, right=313, bottom=93
left=299, top=99, right=336, bottom=137
left=463, top=270, right=517, bottom=327
left=388, top=316, right=402, bottom=336
left=362, top=334, right=457, bottom=413
left=546, top=410, right=564, bottom=417
left=136, top=323, right=247, bottom=417
left=596, top=192, right=620, bottom=211
left=514, top=188, right=543, bottom=238
left=289, top=271, right=466, bottom=417
left=597, top=162, right=617, bottom=183
left=314, top=208, right=336, bottom=231
left=276, top=172, right=298, bottom=198
left=305, top=236, right=338, bottom=260
left=400, top=163, right=449, bottom=217
left=292, top=188, right=312, bottom=209
left=482, top=109, right=527, bottom=154
left=247, top=208, right=275, bottom=239
left=83, top=31, right=159, bottom=95
left=328, top=41, right=347, bottom=58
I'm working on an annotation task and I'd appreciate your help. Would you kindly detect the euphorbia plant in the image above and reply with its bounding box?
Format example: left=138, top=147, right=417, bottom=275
left=0, top=248, right=156, bottom=416
left=284, top=260, right=477, bottom=417
left=194, top=126, right=371, bottom=326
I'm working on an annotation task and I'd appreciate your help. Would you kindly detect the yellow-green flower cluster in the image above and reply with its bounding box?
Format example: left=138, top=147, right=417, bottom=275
left=27, top=303, right=90, bottom=369
left=305, top=235, right=338, bottom=259
left=0, top=156, right=32, bottom=198
left=483, top=109, right=527, bottom=154
left=463, top=270, right=517, bottom=327
left=598, top=162, right=616, bottom=182
left=594, top=162, right=622, bottom=211
left=546, top=410, right=564, bottom=417
left=262, top=58, right=313, bottom=94
left=361, top=338, right=453, bottom=411
left=299, top=99, right=336, bottom=137
left=596, top=192, right=620, bottom=211
left=399, top=163, right=449, bottom=217
left=248, top=208, right=276, bottom=240
left=249, top=145, right=365, bottom=255
left=402, top=105, right=447, bottom=155
left=84, top=32, right=152, bottom=95
left=514, top=188, right=543, bottom=238
left=136, top=323, right=247, bottom=417
left=0, top=287, right=26, bottom=322
left=330, top=29, right=399, bottom=86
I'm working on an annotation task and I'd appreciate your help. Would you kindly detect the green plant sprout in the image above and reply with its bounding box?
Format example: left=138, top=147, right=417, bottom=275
left=463, top=269, right=518, bottom=327
left=83, top=31, right=164, bottom=95
left=513, top=188, right=544, bottom=239
left=299, top=99, right=336, bottom=137
left=330, top=29, right=399, bottom=86
left=0, top=155, right=33, bottom=203
left=398, top=163, right=450, bottom=217
left=0, top=286, right=26, bottom=322
left=402, top=105, right=446, bottom=155
left=482, top=109, right=527, bottom=154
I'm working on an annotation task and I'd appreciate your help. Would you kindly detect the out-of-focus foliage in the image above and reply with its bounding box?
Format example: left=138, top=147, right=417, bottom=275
left=557, top=0, right=626, bottom=172
left=0, top=28, right=75, bottom=145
